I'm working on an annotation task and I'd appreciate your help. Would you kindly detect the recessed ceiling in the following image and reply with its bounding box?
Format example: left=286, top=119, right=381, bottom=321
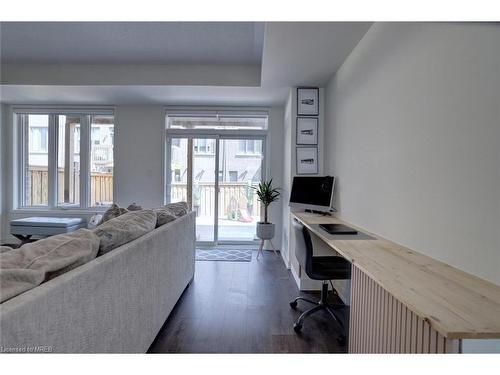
left=261, top=22, right=372, bottom=87
left=0, top=22, right=373, bottom=106
left=0, top=22, right=264, bottom=65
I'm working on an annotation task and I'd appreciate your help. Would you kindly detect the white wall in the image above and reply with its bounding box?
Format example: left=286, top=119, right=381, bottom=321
left=281, top=87, right=330, bottom=291
left=281, top=90, right=293, bottom=267
left=267, top=107, right=285, bottom=250
left=325, top=22, right=500, bottom=352
left=113, top=106, right=165, bottom=208
left=0, top=105, right=14, bottom=244
left=0, top=104, right=5, bottom=242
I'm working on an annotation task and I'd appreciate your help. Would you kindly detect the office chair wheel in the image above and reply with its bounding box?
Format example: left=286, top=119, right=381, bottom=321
left=289, top=301, right=298, bottom=309
left=337, top=335, right=346, bottom=346
left=293, top=322, right=302, bottom=333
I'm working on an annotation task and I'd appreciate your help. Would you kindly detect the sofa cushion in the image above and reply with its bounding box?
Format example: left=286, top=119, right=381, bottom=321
left=101, top=204, right=128, bottom=223
left=93, top=209, right=157, bottom=256
left=0, top=229, right=100, bottom=303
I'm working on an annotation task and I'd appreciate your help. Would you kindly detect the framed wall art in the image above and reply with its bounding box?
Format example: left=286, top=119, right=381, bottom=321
left=296, top=117, right=318, bottom=145
left=296, top=147, right=318, bottom=175
left=297, top=87, right=319, bottom=116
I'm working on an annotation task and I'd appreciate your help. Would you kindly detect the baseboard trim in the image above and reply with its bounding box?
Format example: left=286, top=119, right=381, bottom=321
left=280, top=250, right=290, bottom=269
left=291, top=264, right=300, bottom=287
left=298, top=277, right=324, bottom=291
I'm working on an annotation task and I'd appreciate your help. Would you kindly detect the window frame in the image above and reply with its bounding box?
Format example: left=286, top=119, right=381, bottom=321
left=164, top=133, right=267, bottom=245
left=14, top=107, right=114, bottom=212
left=55, top=115, right=84, bottom=208
left=165, top=109, right=269, bottom=133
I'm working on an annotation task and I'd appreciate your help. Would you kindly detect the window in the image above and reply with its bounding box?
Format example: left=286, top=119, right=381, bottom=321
left=174, top=169, right=181, bottom=182
left=237, top=140, right=262, bottom=155
left=17, top=110, right=114, bottom=209
left=193, top=139, right=215, bottom=155
left=228, top=171, right=238, bottom=182
left=29, top=123, right=49, bottom=152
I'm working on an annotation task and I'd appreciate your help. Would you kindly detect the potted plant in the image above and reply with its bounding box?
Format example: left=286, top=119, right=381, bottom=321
left=254, top=179, right=280, bottom=242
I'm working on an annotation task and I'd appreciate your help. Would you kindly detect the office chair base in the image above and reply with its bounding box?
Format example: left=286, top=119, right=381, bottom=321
left=293, top=322, right=303, bottom=333
left=289, top=296, right=317, bottom=309
left=290, top=281, right=347, bottom=345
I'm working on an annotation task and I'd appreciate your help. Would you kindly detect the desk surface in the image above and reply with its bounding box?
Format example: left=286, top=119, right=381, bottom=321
left=292, top=212, right=500, bottom=340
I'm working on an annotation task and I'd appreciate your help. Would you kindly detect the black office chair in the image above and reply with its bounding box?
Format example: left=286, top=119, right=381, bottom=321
left=290, top=219, right=351, bottom=344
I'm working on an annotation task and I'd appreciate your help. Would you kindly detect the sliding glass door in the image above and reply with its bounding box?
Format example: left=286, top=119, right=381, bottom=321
left=166, top=109, right=268, bottom=245
left=166, top=136, right=264, bottom=245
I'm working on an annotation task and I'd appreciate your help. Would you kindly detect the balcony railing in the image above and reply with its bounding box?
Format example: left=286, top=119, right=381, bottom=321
left=24, top=169, right=260, bottom=220
left=92, top=144, right=113, bottom=164
left=171, top=181, right=262, bottom=220
left=24, top=167, right=113, bottom=206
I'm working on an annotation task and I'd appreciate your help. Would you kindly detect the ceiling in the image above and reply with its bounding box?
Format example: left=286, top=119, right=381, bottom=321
left=0, top=22, right=373, bottom=105
left=261, top=22, right=372, bottom=87
left=0, top=22, right=264, bottom=65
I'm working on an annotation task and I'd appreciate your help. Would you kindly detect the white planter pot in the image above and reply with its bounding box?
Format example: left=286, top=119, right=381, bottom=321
left=256, top=223, right=275, bottom=240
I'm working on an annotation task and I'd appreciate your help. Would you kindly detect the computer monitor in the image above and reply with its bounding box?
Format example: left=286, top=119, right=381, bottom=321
left=289, top=176, right=335, bottom=212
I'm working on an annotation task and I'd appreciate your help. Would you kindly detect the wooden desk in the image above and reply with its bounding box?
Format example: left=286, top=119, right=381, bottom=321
left=292, top=212, right=500, bottom=353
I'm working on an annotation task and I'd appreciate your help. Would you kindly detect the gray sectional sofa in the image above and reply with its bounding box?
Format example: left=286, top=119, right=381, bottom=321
left=0, top=211, right=196, bottom=353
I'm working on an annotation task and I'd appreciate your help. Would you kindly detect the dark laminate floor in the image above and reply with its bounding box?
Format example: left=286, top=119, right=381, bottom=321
left=148, top=250, right=348, bottom=353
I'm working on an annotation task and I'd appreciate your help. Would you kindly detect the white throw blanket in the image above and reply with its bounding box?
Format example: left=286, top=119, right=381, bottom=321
left=0, top=229, right=100, bottom=303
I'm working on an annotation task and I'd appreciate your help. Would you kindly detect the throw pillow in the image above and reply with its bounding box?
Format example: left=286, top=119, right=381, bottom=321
left=126, top=202, right=143, bottom=211
left=0, top=246, right=14, bottom=253
left=164, top=201, right=189, bottom=217
left=87, top=213, right=103, bottom=229
left=153, top=207, right=177, bottom=227
left=0, top=229, right=100, bottom=303
left=101, top=203, right=128, bottom=223
left=93, top=209, right=157, bottom=256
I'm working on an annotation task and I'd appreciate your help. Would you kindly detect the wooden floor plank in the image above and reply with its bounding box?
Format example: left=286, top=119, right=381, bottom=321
left=148, top=251, right=348, bottom=353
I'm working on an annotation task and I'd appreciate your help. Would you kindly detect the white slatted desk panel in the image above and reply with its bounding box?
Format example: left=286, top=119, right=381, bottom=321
left=349, top=266, right=460, bottom=353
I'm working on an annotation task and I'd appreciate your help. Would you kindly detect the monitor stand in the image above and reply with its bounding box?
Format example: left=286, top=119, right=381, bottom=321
left=304, top=209, right=332, bottom=216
